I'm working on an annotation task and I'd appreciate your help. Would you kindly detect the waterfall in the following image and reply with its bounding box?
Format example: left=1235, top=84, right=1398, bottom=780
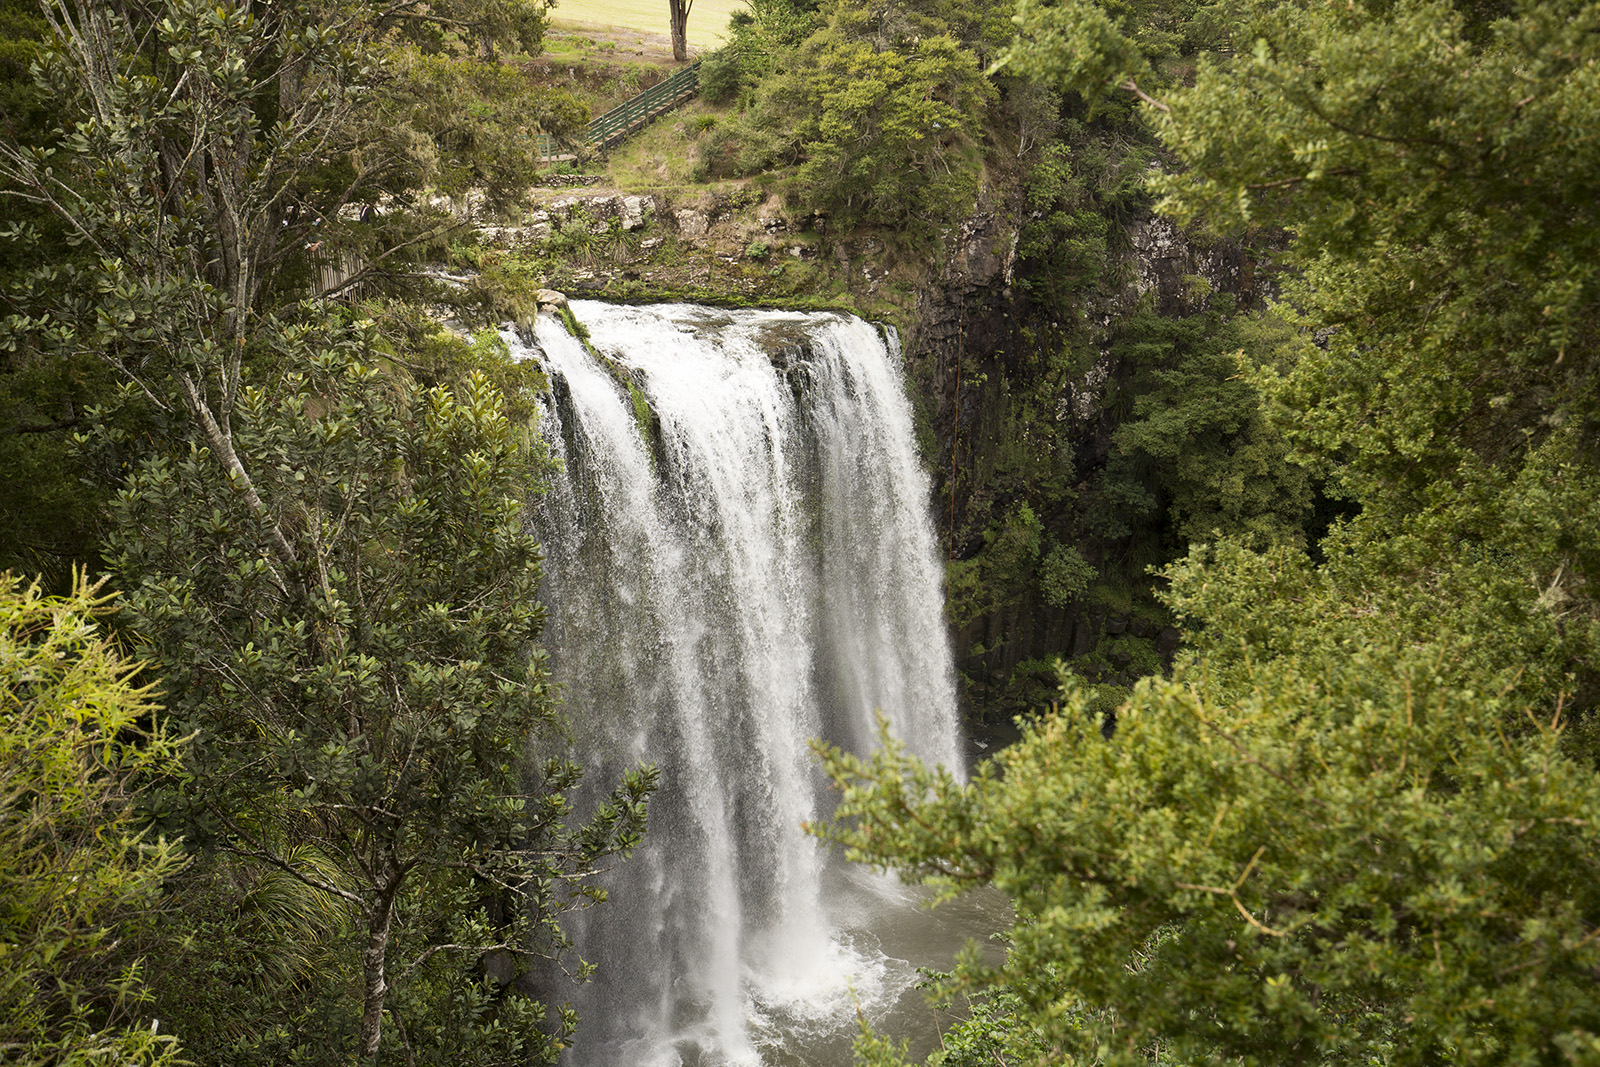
left=518, top=301, right=965, bottom=1067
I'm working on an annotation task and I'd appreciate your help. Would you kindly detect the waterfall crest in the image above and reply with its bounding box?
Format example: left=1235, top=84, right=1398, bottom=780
left=519, top=301, right=963, bottom=1066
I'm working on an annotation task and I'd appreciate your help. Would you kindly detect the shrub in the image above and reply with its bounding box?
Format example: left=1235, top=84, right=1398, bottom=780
left=699, top=46, right=743, bottom=104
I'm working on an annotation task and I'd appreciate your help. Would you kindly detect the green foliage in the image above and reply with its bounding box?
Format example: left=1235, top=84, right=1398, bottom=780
left=1, top=0, right=568, bottom=339
left=0, top=339, right=115, bottom=587
left=1014, top=137, right=1114, bottom=305
left=1142, top=0, right=1600, bottom=708
left=0, top=0, right=424, bottom=598
left=947, top=501, right=1043, bottom=630
left=1004, top=0, right=1600, bottom=650
left=392, top=50, right=590, bottom=211
left=142, top=849, right=359, bottom=1062
left=0, top=573, right=185, bottom=1067
left=101, top=325, right=654, bottom=1059
left=1039, top=543, right=1095, bottom=608
left=388, top=0, right=553, bottom=57
left=998, top=0, right=1240, bottom=101
left=1091, top=305, right=1313, bottom=547
left=819, top=646, right=1600, bottom=1064
left=558, top=303, right=591, bottom=343
left=0, top=0, right=112, bottom=587
left=373, top=306, right=548, bottom=425
left=1075, top=631, right=1161, bottom=683
left=697, top=46, right=745, bottom=104
left=0, top=0, right=580, bottom=577
left=1001, top=0, right=1600, bottom=708
left=784, top=24, right=991, bottom=230
left=693, top=117, right=790, bottom=181
left=948, top=297, right=1307, bottom=714
left=711, top=0, right=823, bottom=96
left=832, top=0, right=1600, bottom=1062
left=0, top=0, right=652, bottom=1060
left=0, top=0, right=49, bottom=150
left=1149, top=0, right=1600, bottom=502
left=937, top=88, right=1207, bottom=714
left=698, top=0, right=1001, bottom=231
left=908, top=977, right=1062, bottom=1067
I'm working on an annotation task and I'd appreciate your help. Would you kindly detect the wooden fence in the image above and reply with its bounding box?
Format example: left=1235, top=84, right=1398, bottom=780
left=530, top=61, right=703, bottom=162
left=587, top=61, right=702, bottom=150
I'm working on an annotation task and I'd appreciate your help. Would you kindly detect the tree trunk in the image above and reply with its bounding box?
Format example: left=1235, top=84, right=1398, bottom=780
left=358, top=887, right=399, bottom=1059
left=669, top=0, right=691, bottom=63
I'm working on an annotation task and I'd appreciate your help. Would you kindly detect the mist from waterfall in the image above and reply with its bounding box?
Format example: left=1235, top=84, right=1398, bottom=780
left=516, top=301, right=971, bottom=1066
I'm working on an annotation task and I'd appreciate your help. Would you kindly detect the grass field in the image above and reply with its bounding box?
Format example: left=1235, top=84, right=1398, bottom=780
left=551, top=0, right=745, bottom=49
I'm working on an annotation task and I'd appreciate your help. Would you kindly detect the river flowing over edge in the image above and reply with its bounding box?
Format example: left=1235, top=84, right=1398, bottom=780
left=512, top=302, right=969, bottom=1067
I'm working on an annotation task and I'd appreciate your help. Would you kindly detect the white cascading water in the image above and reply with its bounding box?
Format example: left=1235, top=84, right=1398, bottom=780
left=515, top=301, right=971, bottom=1067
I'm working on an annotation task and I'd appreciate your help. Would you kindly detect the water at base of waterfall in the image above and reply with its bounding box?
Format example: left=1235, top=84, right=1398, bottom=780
left=516, top=302, right=1002, bottom=1067
left=606, top=865, right=1008, bottom=1067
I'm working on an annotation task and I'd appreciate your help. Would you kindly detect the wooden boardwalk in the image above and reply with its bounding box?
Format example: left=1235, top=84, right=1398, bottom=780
left=588, top=61, right=702, bottom=149
left=535, top=61, right=702, bottom=161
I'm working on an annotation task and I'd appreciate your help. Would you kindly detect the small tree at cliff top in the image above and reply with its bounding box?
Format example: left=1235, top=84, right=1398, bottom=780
left=106, top=325, right=655, bottom=1061
left=768, top=0, right=1000, bottom=232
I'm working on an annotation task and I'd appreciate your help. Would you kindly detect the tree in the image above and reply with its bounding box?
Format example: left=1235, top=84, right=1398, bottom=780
left=1000, top=0, right=1600, bottom=710
left=0, top=0, right=587, bottom=588
left=1004, top=0, right=1600, bottom=600
left=692, top=0, right=1009, bottom=224
left=669, top=0, right=692, bottom=62
left=1089, top=304, right=1312, bottom=549
left=0, top=0, right=111, bottom=588
left=813, top=0, right=1600, bottom=1060
left=821, top=645, right=1600, bottom=1065
left=788, top=26, right=990, bottom=230
left=0, top=2, right=646, bottom=1054
left=743, top=0, right=1002, bottom=231
left=103, top=326, right=652, bottom=1062
left=700, top=0, right=820, bottom=98
left=105, top=326, right=654, bottom=1061
left=0, top=572, right=186, bottom=1067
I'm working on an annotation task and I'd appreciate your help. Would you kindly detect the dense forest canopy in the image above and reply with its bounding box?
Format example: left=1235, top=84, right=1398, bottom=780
left=816, top=0, right=1600, bottom=1062
left=2, top=0, right=1598, bottom=1061
left=0, top=0, right=651, bottom=1061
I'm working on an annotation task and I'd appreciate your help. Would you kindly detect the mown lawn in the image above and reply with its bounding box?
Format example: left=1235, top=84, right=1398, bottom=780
left=552, top=0, right=744, bottom=48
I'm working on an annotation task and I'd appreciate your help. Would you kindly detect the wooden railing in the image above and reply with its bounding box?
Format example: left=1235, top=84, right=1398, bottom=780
left=532, top=133, right=571, bottom=161
left=529, top=62, right=701, bottom=163
left=588, top=61, right=702, bottom=150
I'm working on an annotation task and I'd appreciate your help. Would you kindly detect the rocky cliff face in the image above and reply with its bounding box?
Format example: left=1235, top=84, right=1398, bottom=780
left=462, top=177, right=1271, bottom=720
left=901, top=180, right=1273, bottom=718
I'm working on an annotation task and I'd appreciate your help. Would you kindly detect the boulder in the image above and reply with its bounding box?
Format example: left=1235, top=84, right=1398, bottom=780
left=675, top=207, right=710, bottom=238
left=756, top=193, right=788, bottom=233
left=620, top=195, right=652, bottom=231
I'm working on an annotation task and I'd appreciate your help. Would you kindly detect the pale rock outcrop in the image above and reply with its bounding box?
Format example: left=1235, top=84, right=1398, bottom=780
left=674, top=207, right=710, bottom=238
